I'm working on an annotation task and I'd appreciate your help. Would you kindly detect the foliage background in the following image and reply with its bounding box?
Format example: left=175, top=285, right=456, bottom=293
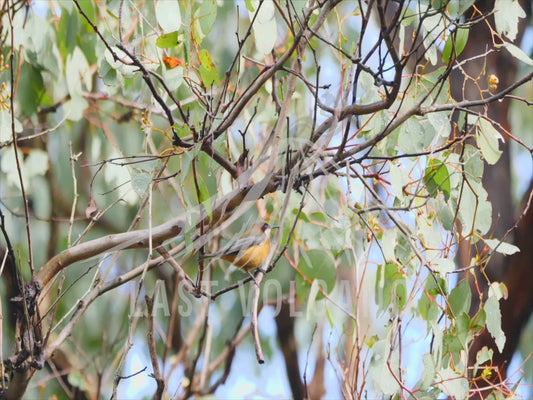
left=0, top=0, right=532, bottom=399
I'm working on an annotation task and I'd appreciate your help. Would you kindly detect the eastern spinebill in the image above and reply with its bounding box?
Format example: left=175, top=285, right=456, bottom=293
left=200, top=222, right=276, bottom=271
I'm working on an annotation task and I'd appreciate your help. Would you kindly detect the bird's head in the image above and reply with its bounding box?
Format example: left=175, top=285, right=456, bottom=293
left=255, top=222, right=278, bottom=235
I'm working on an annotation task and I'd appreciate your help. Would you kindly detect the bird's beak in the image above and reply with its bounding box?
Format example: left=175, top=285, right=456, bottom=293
left=270, top=226, right=280, bottom=230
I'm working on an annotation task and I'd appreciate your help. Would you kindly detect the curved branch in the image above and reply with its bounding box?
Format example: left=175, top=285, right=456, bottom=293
left=36, top=217, right=184, bottom=289
left=36, top=174, right=281, bottom=291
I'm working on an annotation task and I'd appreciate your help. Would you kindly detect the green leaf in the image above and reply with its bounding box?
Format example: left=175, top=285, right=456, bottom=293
left=180, top=145, right=201, bottom=183
left=477, top=118, right=503, bottom=165
left=156, top=31, right=181, bottom=48
left=448, top=279, right=471, bottom=317
left=375, top=263, right=407, bottom=313
left=296, top=249, right=336, bottom=303
left=427, top=111, right=451, bottom=137
left=299, top=221, right=323, bottom=249
left=194, top=0, right=217, bottom=43
left=162, top=65, right=184, bottom=91
left=68, top=371, right=87, bottom=391
left=245, top=0, right=256, bottom=12
left=62, top=96, right=89, bottom=122
left=250, top=1, right=277, bottom=54
left=458, top=179, right=492, bottom=236
left=199, top=48, right=215, bottom=70
left=66, top=46, right=91, bottom=96
left=414, top=67, right=450, bottom=105
left=431, top=0, right=446, bottom=10
left=502, top=42, right=533, bottom=66
left=390, top=163, right=410, bottom=204
left=446, top=0, right=475, bottom=18
left=199, top=49, right=220, bottom=88
left=174, top=123, right=191, bottom=139
left=0, top=110, right=22, bottom=142
left=424, top=159, right=451, bottom=201
left=131, top=170, right=152, bottom=197
left=310, top=212, right=327, bottom=223
left=442, top=27, right=469, bottom=63
left=401, top=7, right=417, bottom=27
left=17, top=64, right=45, bottom=116
left=1, top=147, right=48, bottom=191
left=98, top=52, right=119, bottom=86
left=437, top=367, right=468, bottom=399
left=484, top=292, right=506, bottom=352
left=474, top=346, right=493, bottom=377
left=484, top=238, right=520, bottom=255
left=420, top=6, right=443, bottom=65
left=369, top=340, right=401, bottom=395
left=200, top=65, right=219, bottom=88
left=25, top=150, right=49, bottom=179
left=433, top=258, right=455, bottom=275
left=431, top=197, right=454, bottom=231
left=156, top=0, right=181, bottom=32
left=306, top=279, right=325, bottom=322
left=319, top=228, right=346, bottom=254
left=494, top=0, right=525, bottom=41
left=58, top=6, right=80, bottom=56
left=381, top=229, right=397, bottom=263
left=197, top=175, right=213, bottom=217
left=488, top=282, right=507, bottom=301
left=420, top=353, right=436, bottom=390
left=398, top=117, right=433, bottom=153
left=456, top=311, right=471, bottom=348
left=463, top=144, right=483, bottom=181
left=418, top=286, right=440, bottom=322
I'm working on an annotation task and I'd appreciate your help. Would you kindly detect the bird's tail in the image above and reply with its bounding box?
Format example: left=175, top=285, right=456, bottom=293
left=197, top=252, right=217, bottom=261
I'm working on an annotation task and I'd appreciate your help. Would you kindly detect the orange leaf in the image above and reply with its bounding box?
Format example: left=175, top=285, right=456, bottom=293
left=163, top=56, right=184, bottom=69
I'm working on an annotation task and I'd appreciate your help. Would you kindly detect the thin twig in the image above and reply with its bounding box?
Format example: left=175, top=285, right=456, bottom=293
left=146, top=295, right=165, bottom=400
left=251, top=270, right=265, bottom=364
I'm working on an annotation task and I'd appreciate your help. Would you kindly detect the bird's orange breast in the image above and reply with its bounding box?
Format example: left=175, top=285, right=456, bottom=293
left=221, top=238, right=271, bottom=271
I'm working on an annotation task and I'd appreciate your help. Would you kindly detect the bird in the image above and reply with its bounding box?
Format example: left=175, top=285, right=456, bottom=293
left=200, top=222, right=275, bottom=271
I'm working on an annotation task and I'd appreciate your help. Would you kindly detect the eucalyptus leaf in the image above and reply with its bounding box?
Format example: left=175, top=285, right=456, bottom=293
left=156, top=0, right=182, bottom=32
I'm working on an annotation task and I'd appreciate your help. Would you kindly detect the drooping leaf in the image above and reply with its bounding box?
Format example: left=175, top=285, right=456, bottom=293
left=17, top=64, right=45, bottom=116
left=442, top=27, right=469, bottom=63
left=458, top=179, right=492, bottom=235
left=448, top=279, right=471, bottom=317
left=375, top=263, right=407, bottom=313
left=131, top=170, right=152, bottom=197
left=420, top=353, right=436, bottom=390
left=296, top=249, right=336, bottom=303
left=198, top=49, right=220, bottom=88
left=249, top=0, right=277, bottom=54
left=477, top=118, right=503, bottom=165
left=194, top=0, right=217, bottom=44
left=494, top=0, right=525, bottom=41
left=424, top=159, right=451, bottom=201
left=484, top=239, right=520, bottom=255
left=502, top=42, right=533, bottom=66
left=156, top=0, right=182, bottom=32
left=369, top=340, right=401, bottom=395
left=431, top=197, right=455, bottom=231
left=484, top=291, right=506, bottom=352
left=446, top=0, right=475, bottom=18
left=66, top=46, right=91, bottom=96
left=0, top=110, right=22, bottom=142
